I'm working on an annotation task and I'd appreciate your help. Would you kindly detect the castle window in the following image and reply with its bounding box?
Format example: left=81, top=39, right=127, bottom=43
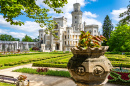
left=68, top=35, right=69, bottom=39
left=75, top=21, right=77, bottom=23
left=94, top=30, right=96, bottom=33
left=65, top=35, right=66, bottom=39
left=65, top=41, right=66, bottom=45
left=55, top=33, right=58, bottom=36
left=55, top=24, right=58, bottom=29
left=75, top=16, right=77, bottom=19
left=89, top=30, right=92, bottom=33
left=68, top=30, right=69, bottom=33
left=41, top=34, right=42, bottom=36
left=76, top=41, right=77, bottom=46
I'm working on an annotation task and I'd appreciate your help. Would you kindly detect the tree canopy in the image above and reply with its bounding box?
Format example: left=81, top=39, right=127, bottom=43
left=0, top=0, right=67, bottom=33
left=0, top=34, right=20, bottom=41
left=119, top=1, right=130, bottom=24
left=102, top=15, right=113, bottom=46
left=22, top=35, right=33, bottom=42
left=107, top=24, right=130, bottom=52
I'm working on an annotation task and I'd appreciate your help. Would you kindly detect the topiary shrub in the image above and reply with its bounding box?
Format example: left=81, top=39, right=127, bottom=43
left=32, top=47, right=39, bottom=51
left=0, top=64, right=3, bottom=67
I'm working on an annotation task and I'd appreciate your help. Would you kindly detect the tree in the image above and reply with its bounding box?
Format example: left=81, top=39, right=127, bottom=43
left=102, top=15, right=113, bottom=45
left=32, top=36, right=39, bottom=42
left=119, top=1, right=130, bottom=24
left=0, top=0, right=67, bottom=32
left=0, top=34, right=20, bottom=41
left=107, top=24, right=130, bottom=52
left=22, top=35, right=33, bottom=42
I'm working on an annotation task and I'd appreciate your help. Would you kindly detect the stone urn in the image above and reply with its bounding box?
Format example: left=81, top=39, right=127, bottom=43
left=67, top=46, right=113, bottom=86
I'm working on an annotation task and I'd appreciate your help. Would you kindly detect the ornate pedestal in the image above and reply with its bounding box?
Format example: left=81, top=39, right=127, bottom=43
left=67, top=46, right=113, bottom=86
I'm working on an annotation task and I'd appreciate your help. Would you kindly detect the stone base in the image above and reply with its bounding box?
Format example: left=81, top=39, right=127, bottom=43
left=75, top=77, right=108, bottom=86
left=76, top=82, right=104, bottom=86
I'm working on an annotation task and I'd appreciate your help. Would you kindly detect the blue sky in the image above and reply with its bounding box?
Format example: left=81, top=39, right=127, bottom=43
left=0, top=0, right=129, bottom=40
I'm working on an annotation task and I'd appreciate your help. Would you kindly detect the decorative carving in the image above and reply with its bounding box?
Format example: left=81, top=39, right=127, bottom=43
left=93, top=66, right=104, bottom=76
left=75, top=66, right=86, bottom=76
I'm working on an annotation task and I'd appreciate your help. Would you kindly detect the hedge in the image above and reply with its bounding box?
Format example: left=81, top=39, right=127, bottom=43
left=33, top=63, right=67, bottom=68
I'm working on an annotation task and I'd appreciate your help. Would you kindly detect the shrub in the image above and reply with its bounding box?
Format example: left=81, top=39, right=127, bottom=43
left=0, top=64, right=3, bottom=67
left=32, top=47, right=39, bottom=51
left=4, top=63, right=9, bottom=66
left=8, top=63, right=14, bottom=66
left=13, top=68, right=70, bottom=77
left=36, top=68, right=48, bottom=72
left=33, top=63, right=67, bottom=68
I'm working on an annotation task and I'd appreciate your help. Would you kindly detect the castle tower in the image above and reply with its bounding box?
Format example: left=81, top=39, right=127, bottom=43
left=71, top=3, right=83, bottom=31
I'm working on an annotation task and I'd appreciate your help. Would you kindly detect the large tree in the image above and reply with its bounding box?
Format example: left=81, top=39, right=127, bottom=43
left=22, top=35, right=33, bottom=42
left=0, top=34, right=20, bottom=41
left=107, top=24, right=130, bottom=52
left=119, top=1, right=130, bottom=24
left=102, top=15, right=113, bottom=45
left=0, top=0, right=67, bottom=34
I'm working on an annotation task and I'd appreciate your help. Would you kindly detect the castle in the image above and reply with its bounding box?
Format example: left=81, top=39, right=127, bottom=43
left=0, top=3, right=100, bottom=52
left=39, top=3, right=100, bottom=52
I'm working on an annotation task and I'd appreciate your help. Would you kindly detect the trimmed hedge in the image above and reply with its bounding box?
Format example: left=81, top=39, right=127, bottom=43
left=13, top=68, right=70, bottom=77
left=0, top=52, right=44, bottom=57
left=0, top=64, right=3, bottom=67
left=33, top=63, right=67, bottom=68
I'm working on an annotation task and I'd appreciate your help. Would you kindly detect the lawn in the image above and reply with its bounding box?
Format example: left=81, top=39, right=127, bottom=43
left=0, top=52, right=130, bottom=70
left=33, top=53, right=130, bottom=68
left=0, top=53, right=66, bottom=69
left=0, top=82, right=15, bottom=86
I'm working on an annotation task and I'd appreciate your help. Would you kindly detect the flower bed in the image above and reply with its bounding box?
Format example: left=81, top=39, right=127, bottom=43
left=108, top=68, right=130, bottom=85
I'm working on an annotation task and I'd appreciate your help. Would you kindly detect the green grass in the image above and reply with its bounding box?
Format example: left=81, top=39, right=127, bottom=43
left=13, top=68, right=70, bottom=77
left=0, top=53, right=65, bottom=69
left=33, top=53, right=130, bottom=68
left=0, top=82, right=15, bottom=86
left=105, top=54, right=130, bottom=67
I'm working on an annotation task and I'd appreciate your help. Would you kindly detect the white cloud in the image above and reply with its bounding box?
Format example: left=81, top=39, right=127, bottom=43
left=0, top=29, right=9, bottom=34
left=0, top=29, right=26, bottom=39
left=83, top=11, right=98, bottom=18
left=0, top=29, right=36, bottom=40
left=82, top=11, right=102, bottom=30
left=9, top=32, right=26, bottom=39
left=111, top=8, right=127, bottom=21
left=0, top=15, right=43, bottom=32
left=36, top=0, right=87, bottom=14
left=90, top=0, right=97, bottom=2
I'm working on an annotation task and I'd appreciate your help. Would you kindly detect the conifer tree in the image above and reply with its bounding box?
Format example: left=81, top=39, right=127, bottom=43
left=102, top=15, right=113, bottom=46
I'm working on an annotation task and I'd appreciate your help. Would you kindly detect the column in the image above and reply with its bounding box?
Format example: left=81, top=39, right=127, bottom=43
left=60, top=42, right=62, bottom=51
left=41, top=44, right=45, bottom=52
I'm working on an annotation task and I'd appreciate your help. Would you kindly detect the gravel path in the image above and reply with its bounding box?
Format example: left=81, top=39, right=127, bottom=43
left=0, top=64, right=127, bottom=86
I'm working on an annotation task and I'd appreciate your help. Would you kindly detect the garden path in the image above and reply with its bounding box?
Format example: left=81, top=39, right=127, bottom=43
left=0, top=64, right=127, bottom=86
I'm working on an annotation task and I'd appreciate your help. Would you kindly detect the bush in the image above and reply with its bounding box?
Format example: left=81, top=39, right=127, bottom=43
left=8, top=63, right=15, bottom=66
left=0, top=64, right=3, bottom=67
left=13, top=68, right=70, bottom=77
left=33, top=63, right=67, bottom=68
left=4, top=63, right=9, bottom=66
left=32, top=47, right=39, bottom=51
left=36, top=68, right=48, bottom=72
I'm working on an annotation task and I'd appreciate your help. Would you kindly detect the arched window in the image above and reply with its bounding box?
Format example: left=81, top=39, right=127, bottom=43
left=55, top=24, right=58, bottom=29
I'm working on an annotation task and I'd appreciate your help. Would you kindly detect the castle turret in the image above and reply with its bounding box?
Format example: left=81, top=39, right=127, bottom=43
left=71, top=3, right=83, bottom=31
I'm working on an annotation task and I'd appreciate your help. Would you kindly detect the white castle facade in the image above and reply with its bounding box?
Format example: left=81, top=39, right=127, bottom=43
left=0, top=3, right=100, bottom=52
left=39, top=3, right=100, bottom=52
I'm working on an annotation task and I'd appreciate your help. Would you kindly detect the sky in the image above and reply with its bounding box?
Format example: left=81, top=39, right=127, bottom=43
left=0, top=0, right=129, bottom=40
